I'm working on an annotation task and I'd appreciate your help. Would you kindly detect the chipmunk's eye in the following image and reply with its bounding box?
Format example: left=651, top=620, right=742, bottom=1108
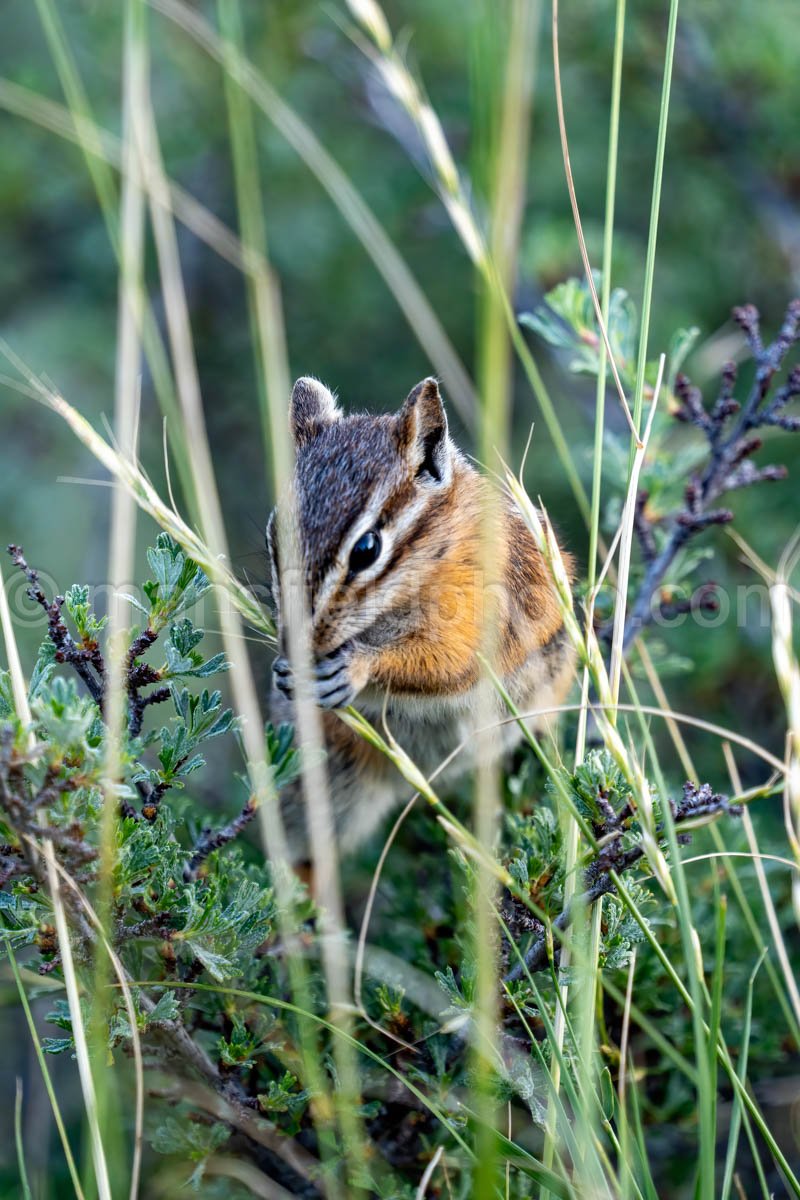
left=349, top=529, right=382, bottom=574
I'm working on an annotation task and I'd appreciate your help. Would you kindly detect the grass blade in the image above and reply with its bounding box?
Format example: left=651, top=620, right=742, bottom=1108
left=14, top=1079, right=34, bottom=1200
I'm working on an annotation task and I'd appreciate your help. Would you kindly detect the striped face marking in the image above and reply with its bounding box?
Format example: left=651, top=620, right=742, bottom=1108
left=268, top=376, right=456, bottom=653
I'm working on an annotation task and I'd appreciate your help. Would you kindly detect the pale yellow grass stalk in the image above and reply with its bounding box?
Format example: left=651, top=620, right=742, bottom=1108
left=503, top=470, right=676, bottom=902
left=0, top=347, right=273, bottom=639
left=202, top=1156, right=294, bottom=1199
left=21, top=838, right=146, bottom=1200
left=470, top=6, right=539, bottom=1190
left=339, top=708, right=513, bottom=888
left=147, top=0, right=477, bottom=429
left=608, top=354, right=665, bottom=703
left=725, top=532, right=800, bottom=925
left=93, top=3, right=148, bottom=1194
left=345, top=0, right=487, bottom=270
left=344, top=0, right=599, bottom=527
left=0, top=77, right=287, bottom=282
left=130, top=80, right=332, bottom=1041
left=7, top=946, right=86, bottom=1200
left=415, top=1145, right=444, bottom=1199
left=216, top=0, right=367, bottom=1174
left=727, top=527, right=800, bottom=607
left=723, top=744, right=800, bottom=1031
left=769, top=572, right=800, bottom=920
left=618, top=948, right=637, bottom=1108
left=44, top=854, right=113, bottom=1200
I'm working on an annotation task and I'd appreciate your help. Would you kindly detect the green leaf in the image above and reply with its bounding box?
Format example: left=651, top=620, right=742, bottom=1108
left=257, top=1071, right=310, bottom=1134
left=265, top=722, right=304, bottom=790
left=0, top=671, right=14, bottom=718
left=32, top=677, right=97, bottom=750
left=147, top=990, right=179, bottom=1024
left=150, top=1114, right=229, bottom=1162
left=217, top=1014, right=260, bottom=1068
left=146, top=541, right=185, bottom=605
left=667, top=324, right=701, bottom=391
left=41, top=1038, right=74, bottom=1056
left=170, top=619, right=204, bottom=658
left=28, top=641, right=57, bottom=702
left=64, top=584, right=106, bottom=640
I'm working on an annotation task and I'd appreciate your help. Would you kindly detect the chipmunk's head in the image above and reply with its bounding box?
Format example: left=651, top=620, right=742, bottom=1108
left=268, top=375, right=469, bottom=656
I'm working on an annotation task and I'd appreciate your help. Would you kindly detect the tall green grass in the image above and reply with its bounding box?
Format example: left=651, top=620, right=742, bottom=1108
left=0, top=1, right=798, bottom=1197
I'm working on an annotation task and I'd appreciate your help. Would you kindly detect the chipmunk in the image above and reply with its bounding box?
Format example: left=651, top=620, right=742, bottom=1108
left=268, top=376, right=575, bottom=859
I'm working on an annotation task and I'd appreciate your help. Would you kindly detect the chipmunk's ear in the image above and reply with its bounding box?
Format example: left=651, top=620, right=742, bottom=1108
left=290, top=377, right=341, bottom=448
left=396, top=377, right=452, bottom=484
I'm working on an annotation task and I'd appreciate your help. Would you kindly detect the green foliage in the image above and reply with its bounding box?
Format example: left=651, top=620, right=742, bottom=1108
left=519, top=272, right=699, bottom=397
left=1, top=0, right=799, bottom=1193
left=141, top=534, right=213, bottom=628
left=8, top=536, right=718, bottom=1195
left=218, top=1014, right=260, bottom=1069
left=134, top=687, right=235, bottom=794
left=151, top=1115, right=231, bottom=1189
left=0, top=538, right=318, bottom=1194
left=63, top=584, right=107, bottom=643
left=257, top=1071, right=311, bottom=1135
left=520, top=274, right=639, bottom=386
left=32, top=675, right=101, bottom=752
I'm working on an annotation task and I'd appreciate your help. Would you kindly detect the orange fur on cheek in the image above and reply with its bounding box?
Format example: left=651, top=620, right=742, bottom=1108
left=367, top=562, right=489, bottom=695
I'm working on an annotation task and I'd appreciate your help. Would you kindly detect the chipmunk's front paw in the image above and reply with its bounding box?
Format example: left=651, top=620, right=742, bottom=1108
left=314, top=642, right=358, bottom=710
left=272, top=655, right=294, bottom=701
left=272, top=645, right=361, bottom=710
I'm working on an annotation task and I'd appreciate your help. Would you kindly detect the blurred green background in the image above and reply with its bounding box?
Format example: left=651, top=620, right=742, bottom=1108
left=2, top=0, right=798, bottom=755
left=0, top=0, right=799, bottom=1190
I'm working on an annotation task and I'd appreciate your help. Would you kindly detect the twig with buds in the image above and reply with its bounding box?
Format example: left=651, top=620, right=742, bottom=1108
left=620, top=300, right=800, bottom=647
left=505, top=780, right=742, bottom=981
left=8, top=544, right=106, bottom=706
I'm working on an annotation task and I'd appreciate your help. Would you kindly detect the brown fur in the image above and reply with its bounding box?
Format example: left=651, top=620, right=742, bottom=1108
left=270, top=377, right=577, bottom=860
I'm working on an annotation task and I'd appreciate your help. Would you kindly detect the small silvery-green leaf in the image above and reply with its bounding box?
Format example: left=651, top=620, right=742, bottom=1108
left=45, top=999, right=73, bottom=1031
left=33, top=678, right=96, bottom=750
left=509, top=855, right=529, bottom=887
left=41, top=1037, right=74, bottom=1056
left=189, top=653, right=229, bottom=678
left=265, top=722, right=304, bottom=790
left=117, top=591, right=149, bottom=617
left=150, top=1115, right=229, bottom=1161
left=667, top=325, right=701, bottom=390
left=169, top=619, right=204, bottom=658
left=186, top=943, right=234, bottom=981
left=217, top=1014, right=260, bottom=1068
left=176, top=754, right=205, bottom=778
left=607, top=286, right=638, bottom=375
left=28, top=640, right=57, bottom=702
left=0, top=670, right=15, bottom=718
left=147, top=991, right=179, bottom=1024
left=146, top=541, right=185, bottom=604
left=257, top=1071, right=310, bottom=1134
left=519, top=307, right=576, bottom=353
left=64, top=584, right=106, bottom=641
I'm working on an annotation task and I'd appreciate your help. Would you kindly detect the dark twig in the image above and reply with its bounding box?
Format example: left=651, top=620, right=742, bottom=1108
left=128, top=685, right=171, bottom=741
left=8, top=544, right=106, bottom=705
left=7, top=544, right=173, bottom=746
left=614, top=300, right=800, bottom=648
left=126, top=628, right=172, bottom=742
left=7, top=544, right=175, bottom=817
left=183, top=796, right=258, bottom=882
left=505, top=780, right=741, bottom=981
